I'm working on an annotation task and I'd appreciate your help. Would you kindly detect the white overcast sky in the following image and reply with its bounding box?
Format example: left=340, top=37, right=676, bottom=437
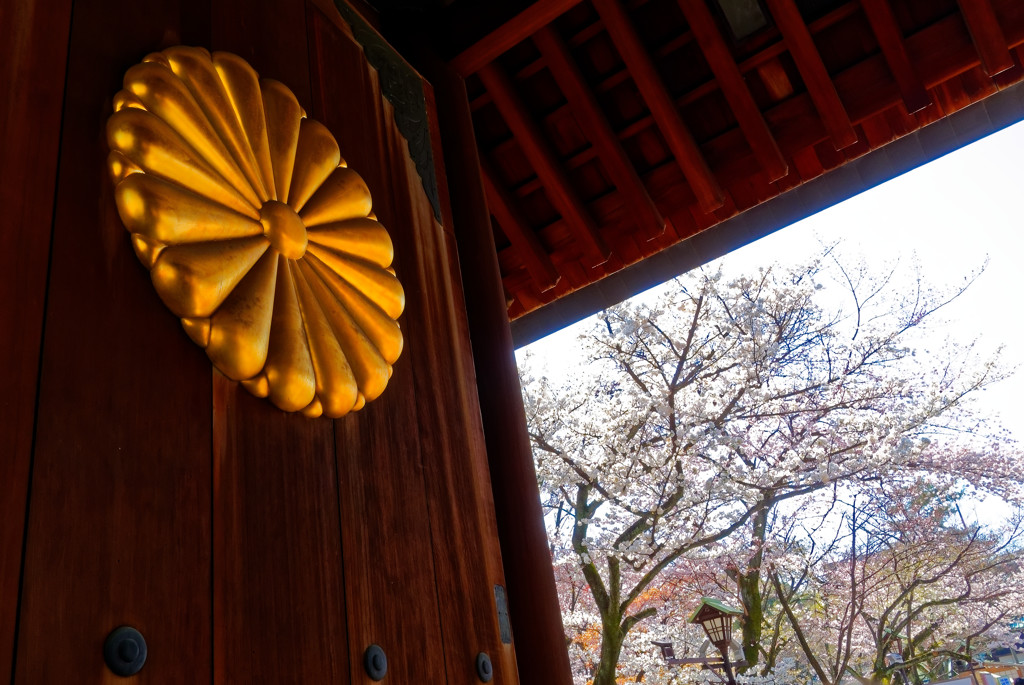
left=519, top=118, right=1024, bottom=450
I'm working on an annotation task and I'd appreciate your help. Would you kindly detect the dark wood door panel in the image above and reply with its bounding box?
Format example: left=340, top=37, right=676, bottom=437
left=308, top=9, right=450, bottom=682
left=206, top=2, right=351, bottom=683
left=0, top=0, right=73, bottom=677
left=212, top=0, right=313, bottom=112
left=383, top=112, right=517, bottom=684
left=311, top=7, right=519, bottom=682
left=9, top=1, right=520, bottom=682
left=212, top=376, right=350, bottom=684
left=14, top=1, right=214, bottom=682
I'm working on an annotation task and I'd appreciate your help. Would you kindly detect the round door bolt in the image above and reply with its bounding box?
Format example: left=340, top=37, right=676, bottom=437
left=476, top=652, right=493, bottom=682
left=364, top=644, right=387, bottom=681
left=103, top=626, right=147, bottom=677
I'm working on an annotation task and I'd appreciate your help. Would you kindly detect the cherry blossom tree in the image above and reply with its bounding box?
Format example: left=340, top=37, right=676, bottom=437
left=520, top=251, right=1017, bottom=685
left=768, top=482, right=1024, bottom=685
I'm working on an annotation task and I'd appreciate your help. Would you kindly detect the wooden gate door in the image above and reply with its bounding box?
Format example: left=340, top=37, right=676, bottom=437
left=3, top=0, right=517, bottom=682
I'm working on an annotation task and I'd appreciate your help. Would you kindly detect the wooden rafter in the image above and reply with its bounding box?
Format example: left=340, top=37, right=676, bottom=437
left=532, top=25, right=666, bottom=240
left=956, top=0, right=1014, bottom=76
left=591, top=0, right=725, bottom=214
left=477, top=62, right=611, bottom=266
left=859, top=0, right=931, bottom=113
left=481, top=163, right=561, bottom=292
left=467, top=4, right=858, bottom=120
left=675, top=0, right=788, bottom=181
left=764, top=0, right=858, bottom=150
left=450, top=0, right=585, bottom=76
left=500, top=0, right=1024, bottom=207
left=442, top=0, right=1024, bottom=321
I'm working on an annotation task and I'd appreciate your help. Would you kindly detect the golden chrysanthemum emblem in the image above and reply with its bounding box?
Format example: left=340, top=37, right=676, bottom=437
left=106, top=46, right=404, bottom=418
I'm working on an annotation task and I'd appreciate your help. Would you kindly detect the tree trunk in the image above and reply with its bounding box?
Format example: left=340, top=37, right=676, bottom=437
left=737, top=505, right=771, bottom=670
left=738, top=567, right=763, bottom=669
left=593, top=617, right=625, bottom=685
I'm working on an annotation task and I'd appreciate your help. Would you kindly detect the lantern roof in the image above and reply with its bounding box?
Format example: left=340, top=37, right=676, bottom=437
left=688, top=597, right=743, bottom=624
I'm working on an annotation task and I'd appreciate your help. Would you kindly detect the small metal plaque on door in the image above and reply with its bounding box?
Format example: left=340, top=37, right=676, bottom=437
left=493, top=585, right=512, bottom=644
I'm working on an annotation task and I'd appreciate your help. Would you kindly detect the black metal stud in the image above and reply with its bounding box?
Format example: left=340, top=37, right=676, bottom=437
left=103, top=626, right=147, bottom=677
left=364, top=644, right=387, bottom=681
left=476, top=652, right=493, bottom=682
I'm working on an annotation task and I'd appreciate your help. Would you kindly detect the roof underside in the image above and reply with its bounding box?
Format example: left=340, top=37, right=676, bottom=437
left=384, top=0, right=1024, bottom=343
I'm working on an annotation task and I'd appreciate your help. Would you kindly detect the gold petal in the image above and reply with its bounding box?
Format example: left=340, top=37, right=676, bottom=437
left=261, top=79, right=303, bottom=204
left=207, top=249, right=279, bottom=380
left=214, top=51, right=277, bottom=201
left=305, top=254, right=403, bottom=364
left=106, top=49, right=406, bottom=417
left=181, top=317, right=211, bottom=347
left=107, top=108, right=258, bottom=219
left=301, top=398, right=324, bottom=418
left=306, top=217, right=393, bottom=267
left=299, top=166, right=372, bottom=227
left=263, top=259, right=317, bottom=412
left=298, top=260, right=391, bottom=401
left=293, top=262, right=359, bottom=417
left=108, top=150, right=143, bottom=184
left=113, top=90, right=146, bottom=112
left=305, top=245, right=405, bottom=319
left=151, top=236, right=269, bottom=318
left=122, top=61, right=261, bottom=210
left=131, top=234, right=165, bottom=268
left=163, top=46, right=270, bottom=203
left=288, top=118, right=341, bottom=213
left=242, top=372, right=270, bottom=398
left=116, top=172, right=264, bottom=244
left=142, top=51, right=172, bottom=68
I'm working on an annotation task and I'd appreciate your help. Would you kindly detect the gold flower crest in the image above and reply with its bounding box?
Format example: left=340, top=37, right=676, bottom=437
left=106, top=46, right=404, bottom=418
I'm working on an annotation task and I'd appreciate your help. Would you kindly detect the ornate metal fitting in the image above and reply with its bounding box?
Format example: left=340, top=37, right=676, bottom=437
left=106, top=46, right=405, bottom=418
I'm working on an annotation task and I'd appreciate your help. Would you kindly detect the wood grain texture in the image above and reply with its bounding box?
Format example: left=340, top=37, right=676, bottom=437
left=956, top=0, right=1014, bottom=76
left=426, top=51, right=575, bottom=685
left=478, top=62, right=611, bottom=267
left=449, top=0, right=1024, bottom=320
left=427, top=71, right=523, bottom=683
left=450, top=0, right=585, bottom=76
left=591, top=0, right=725, bottom=213
left=676, top=0, right=788, bottom=181
left=385, top=100, right=514, bottom=685
left=212, top=375, right=349, bottom=684
left=764, top=0, right=858, bottom=149
left=533, top=25, right=666, bottom=239
left=0, top=0, right=72, bottom=678
left=482, top=162, right=561, bottom=292
left=13, top=2, right=213, bottom=682
left=208, top=3, right=351, bottom=683
left=212, top=0, right=313, bottom=112
left=860, top=0, right=932, bottom=113
left=315, top=8, right=522, bottom=682
left=309, top=9, right=450, bottom=682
